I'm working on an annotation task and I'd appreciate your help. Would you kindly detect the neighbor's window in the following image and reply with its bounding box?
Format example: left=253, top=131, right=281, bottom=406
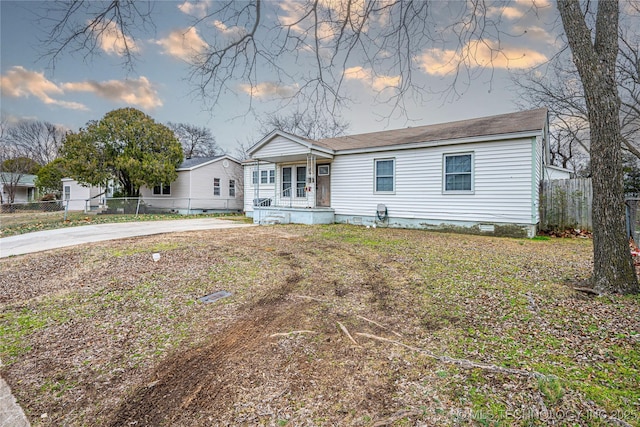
left=229, top=179, right=236, bottom=197
left=444, top=153, right=473, bottom=192
left=252, top=170, right=258, bottom=184
left=282, top=167, right=292, bottom=197
left=375, top=159, right=395, bottom=193
left=213, top=178, right=220, bottom=196
left=64, top=186, right=70, bottom=200
left=153, top=184, right=170, bottom=195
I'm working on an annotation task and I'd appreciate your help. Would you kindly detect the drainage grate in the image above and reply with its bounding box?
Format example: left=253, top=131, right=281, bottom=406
left=198, top=290, right=232, bottom=303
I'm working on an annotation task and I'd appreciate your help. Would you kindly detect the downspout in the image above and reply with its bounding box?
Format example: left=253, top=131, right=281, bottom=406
left=531, top=136, right=539, bottom=234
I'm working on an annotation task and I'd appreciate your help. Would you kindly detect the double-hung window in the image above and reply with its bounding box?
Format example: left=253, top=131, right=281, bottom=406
left=261, top=170, right=269, bottom=184
left=252, top=170, right=258, bottom=184
left=269, top=170, right=275, bottom=183
left=229, top=180, right=235, bottom=197
left=375, top=159, right=395, bottom=193
left=213, top=178, right=220, bottom=196
left=444, top=153, right=473, bottom=192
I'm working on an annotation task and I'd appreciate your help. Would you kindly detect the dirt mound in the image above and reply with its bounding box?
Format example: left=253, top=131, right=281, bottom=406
left=108, top=293, right=395, bottom=426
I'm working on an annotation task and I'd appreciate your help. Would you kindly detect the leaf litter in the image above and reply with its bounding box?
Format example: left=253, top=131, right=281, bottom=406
left=0, top=225, right=638, bottom=426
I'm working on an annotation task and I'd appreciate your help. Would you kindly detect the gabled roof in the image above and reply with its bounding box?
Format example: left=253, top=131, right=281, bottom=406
left=248, top=130, right=332, bottom=156
left=316, top=108, right=548, bottom=152
left=0, top=173, right=37, bottom=186
left=177, top=155, right=240, bottom=171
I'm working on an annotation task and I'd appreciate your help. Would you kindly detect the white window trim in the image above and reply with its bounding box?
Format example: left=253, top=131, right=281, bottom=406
left=374, top=158, right=395, bottom=194
left=252, top=170, right=258, bottom=185
left=442, top=152, right=475, bottom=194
left=318, top=165, right=330, bottom=176
left=229, top=179, right=236, bottom=197
left=153, top=184, right=171, bottom=196
left=213, top=178, right=221, bottom=196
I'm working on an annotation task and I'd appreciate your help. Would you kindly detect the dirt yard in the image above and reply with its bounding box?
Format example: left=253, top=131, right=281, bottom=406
left=1, top=225, right=638, bottom=426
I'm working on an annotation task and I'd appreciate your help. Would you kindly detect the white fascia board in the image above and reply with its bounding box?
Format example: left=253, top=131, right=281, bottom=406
left=335, top=130, right=542, bottom=155
left=248, top=130, right=334, bottom=157
left=177, top=155, right=242, bottom=172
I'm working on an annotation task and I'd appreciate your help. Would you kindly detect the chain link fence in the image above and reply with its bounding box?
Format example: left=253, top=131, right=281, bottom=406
left=1, top=200, right=65, bottom=213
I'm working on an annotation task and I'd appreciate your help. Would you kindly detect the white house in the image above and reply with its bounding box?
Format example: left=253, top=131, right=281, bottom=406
left=61, top=178, right=109, bottom=211
left=245, top=108, right=567, bottom=237
left=1, top=173, right=37, bottom=204
left=139, top=155, right=243, bottom=214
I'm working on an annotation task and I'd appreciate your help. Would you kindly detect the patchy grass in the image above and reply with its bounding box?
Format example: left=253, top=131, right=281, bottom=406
left=0, top=212, right=246, bottom=237
left=0, top=224, right=638, bottom=426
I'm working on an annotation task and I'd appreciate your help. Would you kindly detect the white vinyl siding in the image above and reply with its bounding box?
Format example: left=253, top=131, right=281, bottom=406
left=139, top=157, right=243, bottom=211
left=331, top=137, right=536, bottom=224
left=252, top=136, right=309, bottom=159
left=244, top=163, right=276, bottom=213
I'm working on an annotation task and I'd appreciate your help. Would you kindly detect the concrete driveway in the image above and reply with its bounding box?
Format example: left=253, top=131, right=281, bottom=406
left=0, top=218, right=257, bottom=258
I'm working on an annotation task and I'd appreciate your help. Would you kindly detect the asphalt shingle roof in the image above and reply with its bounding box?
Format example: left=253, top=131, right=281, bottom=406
left=314, top=108, right=547, bottom=151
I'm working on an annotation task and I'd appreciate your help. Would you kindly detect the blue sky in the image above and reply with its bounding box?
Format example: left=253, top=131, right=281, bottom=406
left=1, top=0, right=562, bottom=156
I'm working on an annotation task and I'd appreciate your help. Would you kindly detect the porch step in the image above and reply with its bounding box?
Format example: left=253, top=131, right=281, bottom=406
left=261, top=214, right=290, bottom=225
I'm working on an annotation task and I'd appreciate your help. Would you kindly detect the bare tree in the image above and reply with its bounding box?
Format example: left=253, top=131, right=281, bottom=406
left=258, top=111, right=349, bottom=140
left=167, top=122, right=220, bottom=158
left=514, top=9, right=640, bottom=169
left=558, top=0, right=638, bottom=294
left=39, top=1, right=639, bottom=293
left=5, top=119, right=67, bottom=165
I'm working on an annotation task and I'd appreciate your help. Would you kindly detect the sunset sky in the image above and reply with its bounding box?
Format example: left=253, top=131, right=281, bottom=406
left=1, top=0, right=563, bottom=155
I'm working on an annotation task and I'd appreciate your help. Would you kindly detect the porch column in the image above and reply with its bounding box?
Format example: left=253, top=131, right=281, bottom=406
left=307, top=153, right=317, bottom=208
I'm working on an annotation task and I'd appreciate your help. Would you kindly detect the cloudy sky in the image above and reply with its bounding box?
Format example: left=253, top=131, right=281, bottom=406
left=1, top=0, right=562, bottom=155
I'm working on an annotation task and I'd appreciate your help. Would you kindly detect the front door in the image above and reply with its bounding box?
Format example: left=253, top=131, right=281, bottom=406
left=316, top=164, right=331, bottom=207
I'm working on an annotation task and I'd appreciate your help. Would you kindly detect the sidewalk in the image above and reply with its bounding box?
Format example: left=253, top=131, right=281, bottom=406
left=0, top=378, right=29, bottom=427
left=0, top=218, right=257, bottom=258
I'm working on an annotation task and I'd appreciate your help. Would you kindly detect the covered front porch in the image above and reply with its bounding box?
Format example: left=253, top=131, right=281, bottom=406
left=248, top=132, right=335, bottom=224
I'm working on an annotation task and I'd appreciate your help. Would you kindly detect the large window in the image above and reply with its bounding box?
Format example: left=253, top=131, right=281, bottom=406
left=229, top=179, right=235, bottom=197
left=282, top=167, right=292, bottom=197
left=444, top=153, right=473, bottom=192
left=296, top=166, right=307, bottom=197
left=282, top=166, right=306, bottom=197
left=153, top=184, right=171, bottom=195
left=375, top=159, right=395, bottom=193
left=213, top=178, right=220, bottom=196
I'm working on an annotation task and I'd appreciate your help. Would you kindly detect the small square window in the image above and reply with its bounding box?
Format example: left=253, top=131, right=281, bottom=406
left=318, top=165, right=330, bottom=176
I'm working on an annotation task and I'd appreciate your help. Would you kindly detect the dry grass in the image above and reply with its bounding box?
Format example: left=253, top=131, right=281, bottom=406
left=0, top=224, right=638, bottom=426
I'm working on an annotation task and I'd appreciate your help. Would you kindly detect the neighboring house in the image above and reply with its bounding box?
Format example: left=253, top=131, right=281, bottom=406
left=61, top=178, right=109, bottom=211
left=245, top=108, right=568, bottom=237
left=139, top=155, right=243, bottom=213
left=0, top=173, right=38, bottom=204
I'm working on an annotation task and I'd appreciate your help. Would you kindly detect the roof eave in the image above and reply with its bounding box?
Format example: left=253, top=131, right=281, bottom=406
left=334, top=130, right=543, bottom=155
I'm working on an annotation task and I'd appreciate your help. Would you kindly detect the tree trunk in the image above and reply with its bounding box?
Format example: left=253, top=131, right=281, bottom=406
left=558, top=0, right=639, bottom=294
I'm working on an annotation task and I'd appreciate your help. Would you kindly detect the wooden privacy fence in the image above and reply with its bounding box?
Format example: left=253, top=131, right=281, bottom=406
left=539, top=178, right=592, bottom=232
